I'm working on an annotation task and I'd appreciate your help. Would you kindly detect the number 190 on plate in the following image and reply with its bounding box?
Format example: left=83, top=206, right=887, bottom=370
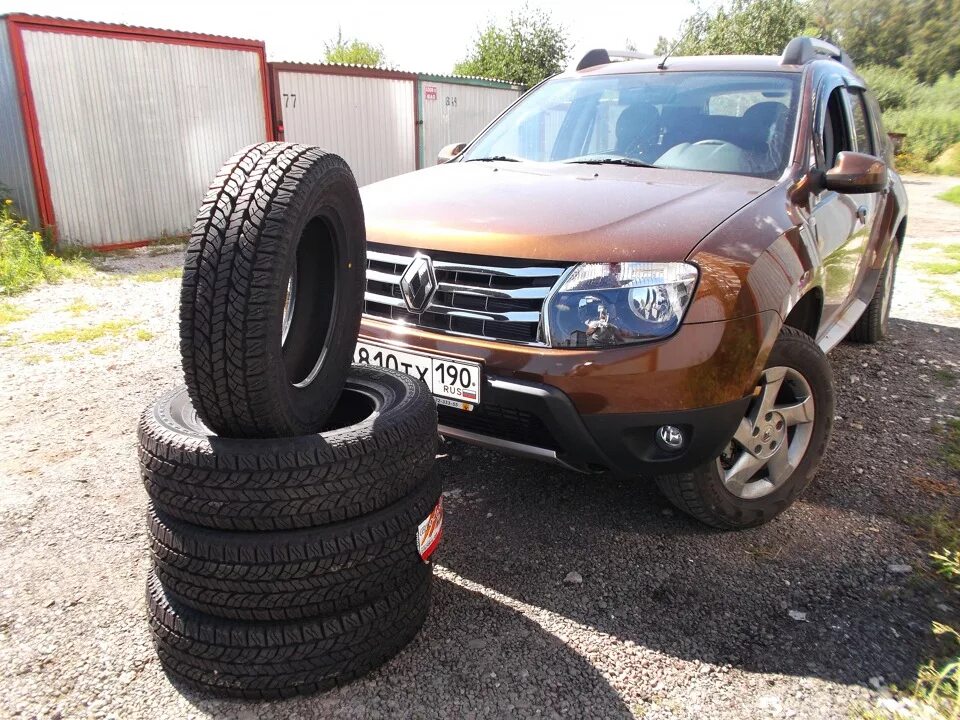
left=353, top=341, right=481, bottom=410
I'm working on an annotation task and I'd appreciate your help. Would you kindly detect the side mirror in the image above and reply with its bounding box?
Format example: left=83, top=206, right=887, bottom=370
left=823, top=151, right=887, bottom=194
left=437, top=142, right=466, bottom=164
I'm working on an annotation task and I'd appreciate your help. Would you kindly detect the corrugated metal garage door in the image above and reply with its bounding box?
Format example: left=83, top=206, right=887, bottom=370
left=274, top=65, right=417, bottom=187
left=0, top=19, right=39, bottom=226
left=419, top=78, right=521, bottom=166
left=19, top=27, right=269, bottom=246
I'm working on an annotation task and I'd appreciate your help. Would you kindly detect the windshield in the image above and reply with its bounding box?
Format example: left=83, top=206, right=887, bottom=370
left=463, top=71, right=801, bottom=179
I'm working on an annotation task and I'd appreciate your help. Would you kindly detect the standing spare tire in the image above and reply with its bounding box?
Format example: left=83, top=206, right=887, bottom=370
left=138, top=366, right=438, bottom=531
left=180, top=142, right=365, bottom=438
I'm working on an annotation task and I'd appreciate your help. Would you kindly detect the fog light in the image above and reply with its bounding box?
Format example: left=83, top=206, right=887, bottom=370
left=656, top=425, right=685, bottom=451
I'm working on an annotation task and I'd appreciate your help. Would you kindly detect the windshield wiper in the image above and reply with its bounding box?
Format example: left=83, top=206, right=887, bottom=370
left=465, top=155, right=521, bottom=162
left=565, top=157, right=659, bottom=168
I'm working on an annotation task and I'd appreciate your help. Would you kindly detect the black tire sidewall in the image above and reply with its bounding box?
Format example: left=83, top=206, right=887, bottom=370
left=263, top=154, right=366, bottom=434
left=695, top=329, right=835, bottom=527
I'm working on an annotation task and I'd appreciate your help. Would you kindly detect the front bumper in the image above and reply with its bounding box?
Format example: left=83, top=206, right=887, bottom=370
left=436, top=373, right=751, bottom=476
left=360, top=310, right=779, bottom=476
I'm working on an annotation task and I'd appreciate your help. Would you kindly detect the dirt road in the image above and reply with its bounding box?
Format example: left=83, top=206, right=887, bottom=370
left=0, top=177, right=958, bottom=719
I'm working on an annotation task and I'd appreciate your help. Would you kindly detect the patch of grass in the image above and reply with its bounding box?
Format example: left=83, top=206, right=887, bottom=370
left=918, top=262, right=960, bottom=275
left=33, top=318, right=137, bottom=344
left=131, top=266, right=182, bottom=282
left=0, top=300, right=30, bottom=326
left=134, top=328, right=155, bottom=341
left=0, top=201, right=68, bottom=295
left=63, top=299, right=94, bottom=316
left=939, top=186, right=960, bottom=206
left=865, top=513, right=960, bottom=719
left=934, top=369, right=958, bottom=387
left=88, top=343, right=120, bottom=356
left=0, top=331, right=21, bottom=348
left=22, top=353, right=51, bottom=365
left=932, top=288, right=960, bottom=316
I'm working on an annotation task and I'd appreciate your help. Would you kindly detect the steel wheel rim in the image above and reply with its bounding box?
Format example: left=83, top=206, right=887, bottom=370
left=716, top=366, right=815, bottom=500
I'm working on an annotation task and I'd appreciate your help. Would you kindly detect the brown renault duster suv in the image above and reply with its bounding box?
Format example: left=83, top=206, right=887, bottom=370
left=353, top=37, right=908, bottom=528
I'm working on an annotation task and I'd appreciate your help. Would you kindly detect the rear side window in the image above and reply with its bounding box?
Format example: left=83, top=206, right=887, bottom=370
left=846, top=88, right=873, bottom=155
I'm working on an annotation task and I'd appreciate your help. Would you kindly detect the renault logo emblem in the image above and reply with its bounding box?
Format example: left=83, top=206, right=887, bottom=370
left=399, top=254, right=437, bottom=313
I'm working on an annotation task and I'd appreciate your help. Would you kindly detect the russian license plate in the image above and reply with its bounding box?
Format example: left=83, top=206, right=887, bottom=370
left=353, top=340, right=481, bottom=409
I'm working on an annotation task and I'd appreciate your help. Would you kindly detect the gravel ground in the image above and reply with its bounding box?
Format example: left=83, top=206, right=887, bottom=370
left=0, top=179, right=958, bottom=719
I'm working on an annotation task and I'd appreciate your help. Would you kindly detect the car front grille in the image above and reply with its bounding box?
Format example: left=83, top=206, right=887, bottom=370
left=438, top=403, right=559, bottom=450
left=363, top=244, right=568, bottom=345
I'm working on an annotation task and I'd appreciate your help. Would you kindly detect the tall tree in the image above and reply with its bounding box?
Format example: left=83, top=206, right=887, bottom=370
left=813, top=0, right=960, bottom=81
left=454, top=6, right=571, bottom=86
left=323, top=29, right=387, bottom=67
left=659, top=0, right=813, bottom=57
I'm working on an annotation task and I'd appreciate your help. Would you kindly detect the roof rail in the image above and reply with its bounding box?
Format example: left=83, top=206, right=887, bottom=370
left=780, top=36, right=855, bottom=70
left=576, top=49, right=654, bottom=71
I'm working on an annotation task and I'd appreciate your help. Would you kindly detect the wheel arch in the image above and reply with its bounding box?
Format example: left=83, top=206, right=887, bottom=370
left=783, top=286, right=823, bottom=339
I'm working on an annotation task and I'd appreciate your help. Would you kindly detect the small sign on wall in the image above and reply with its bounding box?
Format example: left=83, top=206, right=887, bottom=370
left=424, top=85, right=437, bottom=100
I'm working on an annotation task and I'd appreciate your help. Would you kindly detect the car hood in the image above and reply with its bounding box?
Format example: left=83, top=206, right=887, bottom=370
left=360, top=161, right=775, bottom=262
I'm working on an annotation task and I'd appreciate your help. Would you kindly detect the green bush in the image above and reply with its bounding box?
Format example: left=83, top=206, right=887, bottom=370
left=0, top=198, right=65, bottom=295
left=885, top=108, right=960, bottom=165
left=860, top=64, right=920, bottom=111
left=933, top=145, right=960, bottom=176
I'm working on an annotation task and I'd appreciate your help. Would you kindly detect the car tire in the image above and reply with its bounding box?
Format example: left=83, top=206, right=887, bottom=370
left=138, top=366, right=438, bottom=531
left=180, top=142, right=365, bottom=439
left=655, top=326, right=834, bottom=529
left=149, top=472, right=441, bottom=621
left=147, top=567, right=430, bottom=699
left=847, top=240, right=899, bottom=344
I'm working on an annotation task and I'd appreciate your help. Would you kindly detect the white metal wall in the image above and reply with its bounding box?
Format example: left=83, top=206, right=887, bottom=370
left=21, top=30, right=268, bottom=246
left=277, top=70, right=416, bottom=187
left=0, top=19, right=39, bottom=226
left=420, top=81, right=520, bottom=166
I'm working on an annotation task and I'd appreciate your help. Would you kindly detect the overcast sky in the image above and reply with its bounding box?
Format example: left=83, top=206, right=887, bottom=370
left=0, top=0, right=695, bottom=72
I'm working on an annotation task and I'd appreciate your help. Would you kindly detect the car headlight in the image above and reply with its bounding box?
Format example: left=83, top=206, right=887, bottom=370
left=543, top=262, right=698, bottom=348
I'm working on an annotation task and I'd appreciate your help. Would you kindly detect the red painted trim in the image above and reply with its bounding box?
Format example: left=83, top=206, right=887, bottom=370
left=255, top=48, right=273, bottom=141
left=412, top=81, right=421, bottom=170
left=269, top=65, right=285, bottom=141
left=7, top=19, right=56, bottom=237
left=88, top=239, right=154, bottom=252
left=269, top=61, right=417, bottom=82
left=3, top=14, right=264, bottom=52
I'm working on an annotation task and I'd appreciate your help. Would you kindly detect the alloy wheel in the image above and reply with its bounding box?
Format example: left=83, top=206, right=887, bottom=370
left=717, top=366, right=816, bottom=500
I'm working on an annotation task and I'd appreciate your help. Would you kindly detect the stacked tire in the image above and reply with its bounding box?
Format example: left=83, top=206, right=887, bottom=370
left=138, top=143, right=441, bottom=699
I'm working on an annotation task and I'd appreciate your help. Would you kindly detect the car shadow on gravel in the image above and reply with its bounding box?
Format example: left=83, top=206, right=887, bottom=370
left=435, top=448, right=940, bottom=694
left=430, top=319, right=959, bottom=695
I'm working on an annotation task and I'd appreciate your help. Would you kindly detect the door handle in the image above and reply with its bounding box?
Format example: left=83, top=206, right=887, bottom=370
left=857, top=206, right=868, bottom=223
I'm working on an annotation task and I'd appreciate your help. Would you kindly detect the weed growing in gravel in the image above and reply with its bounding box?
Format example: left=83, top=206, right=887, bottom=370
left=131, top=267, right=182, bottom=282
left=0, top=201, right=64, bottom=295
left=88, top=343, right=120, bottom=356
left=0, top=300, right=30, bottom=326
left=34, top=319, right=138, bottom=344
left=64, top=299, right=95, bottom=316
left=135, top=328, right=155, bottom=341
left=930, top=288, right=960, bottom=317
left=917, top=259, right=960, bottom=276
